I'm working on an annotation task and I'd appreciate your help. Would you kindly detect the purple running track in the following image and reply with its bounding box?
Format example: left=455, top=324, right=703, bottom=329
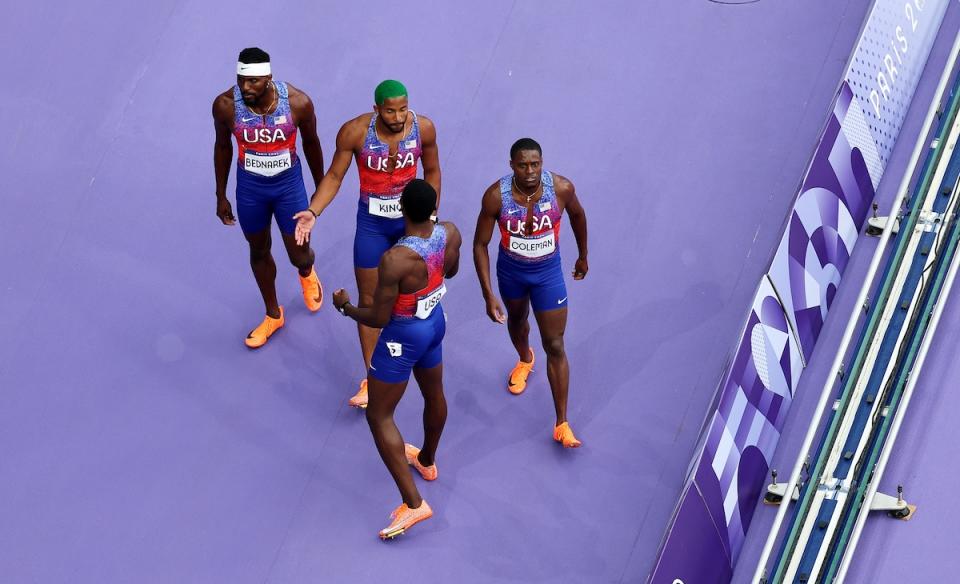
left=0, top=1, right=886, bottom=582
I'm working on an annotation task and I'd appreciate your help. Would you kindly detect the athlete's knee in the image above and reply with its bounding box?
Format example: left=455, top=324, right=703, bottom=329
left=542, top=335, right=566, bottom=358
left=248, top=241, right=272, bottom=263
left=506, top=312, right=529, bottom=329
left=365, top=404, right=388, bottom=428
left=422, top=390, right=447, bottom=412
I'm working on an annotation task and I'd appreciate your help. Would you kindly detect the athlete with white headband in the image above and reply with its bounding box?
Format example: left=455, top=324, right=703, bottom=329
left=473, top=138, right=589, bottom=448
left=212, top=47, right=326, bottom=348
left=293, top=80, right=441, bottom=409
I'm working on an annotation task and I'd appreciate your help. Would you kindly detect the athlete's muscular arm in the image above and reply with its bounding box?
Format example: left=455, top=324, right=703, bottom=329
left=212, top=91, right=236, bottom=226
left=441, top=221, right=462, bottom=278
left=555, top=174, right=589, bottom=279
left=293, top=117, right=364, bottom=245
left=473, top=183, right=506, bottom=323
left=419, top=116, right=442, bottom=209
left=288, top=85, right=325, bottom=188
left=334, top=250, right=405, bottom=328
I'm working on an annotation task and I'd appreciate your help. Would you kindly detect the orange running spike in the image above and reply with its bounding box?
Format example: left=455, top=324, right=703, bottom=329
left=379, top=500, right=433, bottom=540
left=348, top=379, right=368, bottom=409
left=244, top=307, right=285, bottom=348
left=507, top=349, right=535, bottom=395
left=404, top=443, right=438, bottom=481
left=298, top=267, right=323, bottom=312
left=553, top=422, right=582, bottom=448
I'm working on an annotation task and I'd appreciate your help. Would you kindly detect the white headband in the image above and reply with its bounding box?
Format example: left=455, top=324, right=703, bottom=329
left=237, top=61, right=271, bottom=76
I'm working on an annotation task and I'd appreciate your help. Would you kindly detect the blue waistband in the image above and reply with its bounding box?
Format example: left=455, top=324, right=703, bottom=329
left=387, top=304, right=445, bottom=325
left=497, top=249, right=562, bottom=271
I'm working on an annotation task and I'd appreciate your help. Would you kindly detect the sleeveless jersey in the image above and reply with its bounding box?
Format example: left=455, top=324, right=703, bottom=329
left=497, top=171, right=562, bottom=263
left=233, top=81, right=298, bottom=178
left=392, top=224, right=447, bottom=319
left=356, top=111, right=422, bottom=218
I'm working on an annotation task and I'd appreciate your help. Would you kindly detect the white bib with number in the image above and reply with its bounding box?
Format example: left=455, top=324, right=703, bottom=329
left=415, top=284, right=446, bottom=319
left=369, top=196, right=403, bottom=219
left=244, top=150, right=292, bottom=177
left=509, top=232, right=556, bottom=259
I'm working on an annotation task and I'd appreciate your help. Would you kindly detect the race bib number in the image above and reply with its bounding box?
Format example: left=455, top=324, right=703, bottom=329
left=415, top=284, right=446, bottom=319
left=509, top=232, right=556, bottom=259
left=244, top=150, right=292, bottom=177
left=369, top=196, right=403, bottom=219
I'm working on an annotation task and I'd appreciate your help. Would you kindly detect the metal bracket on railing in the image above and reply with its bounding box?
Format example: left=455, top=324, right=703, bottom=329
left=869, top=484, right=916, bottom=520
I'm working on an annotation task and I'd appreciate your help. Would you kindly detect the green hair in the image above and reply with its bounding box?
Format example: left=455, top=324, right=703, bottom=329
left=374, top=80, right=408, bottom=105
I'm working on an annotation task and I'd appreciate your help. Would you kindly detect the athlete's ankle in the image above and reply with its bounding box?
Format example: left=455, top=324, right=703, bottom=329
left=417, top=451, right=434, bottom=467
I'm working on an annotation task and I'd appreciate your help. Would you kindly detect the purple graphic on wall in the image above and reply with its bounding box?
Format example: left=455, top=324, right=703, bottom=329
left=652, top=483, right=734, bottom=584
left=651, top=278, right=803, bottom=583
left=651, top=84, right=880, bottom=583
left=768, top=83, right=877, bottom=359
left=650, top=0, right=951, bottom=574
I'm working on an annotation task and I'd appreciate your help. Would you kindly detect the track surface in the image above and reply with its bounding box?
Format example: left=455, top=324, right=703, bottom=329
left=0, top=2, right=879, bottom=582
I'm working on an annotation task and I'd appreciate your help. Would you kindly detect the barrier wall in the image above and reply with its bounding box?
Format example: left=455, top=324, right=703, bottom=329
left=649, top=2, right=951, bottom=582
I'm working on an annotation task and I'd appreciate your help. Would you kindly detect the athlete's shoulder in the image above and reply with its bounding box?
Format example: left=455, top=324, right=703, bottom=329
left=284, top=82, right=312, bottom=106
left=212, top=89, right=234, bottom=118
left=380, top=245, right=418, bottom=273
left=479, top=181, right=503, bottom=215
left=486, top=178, right=507, bottom=198
left=439, top=220, right=461, bottom=239
left=484, top=178, right=504, bottom=196
left=416, top=113, right=435, bottom=129
left=550, top=172, right=575, bottom=196
left=285, top=83, right=317, bottom=125
left=417, top=114, right=437, bottom=140
left=337, top=113, right=372, bottom=146
left=342, top=113, right=373, bottom=133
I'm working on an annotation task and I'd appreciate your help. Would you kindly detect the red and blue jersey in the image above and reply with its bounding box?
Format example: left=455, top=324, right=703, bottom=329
left=356, top=111, right=422, bottom=218
left=497, top=171, right=563, bottom=263
left=233, top=81, right=298, bottom=178
left=392, top=224, right=447, bottom=319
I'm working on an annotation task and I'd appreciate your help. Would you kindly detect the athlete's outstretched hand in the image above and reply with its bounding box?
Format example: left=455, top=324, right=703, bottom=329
left=485, top=296, right=506, bottom=324
left=293, top=211, right=316, bottom=245
left=216, top=198, right=235, bottom=226
left=573, top=256, right=589, bottom=280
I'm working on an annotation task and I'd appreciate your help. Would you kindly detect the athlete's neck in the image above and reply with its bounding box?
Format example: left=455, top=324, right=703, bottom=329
left=404, top=219, right=434, bottom=239
left=512, top=176, right=542, bottom=200
left=248, top=82, right=277, bottom=115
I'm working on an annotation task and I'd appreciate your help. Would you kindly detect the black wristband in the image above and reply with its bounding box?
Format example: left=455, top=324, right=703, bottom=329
left=308, top=208, right=319, bottom=218
left=338, top=301, right=351, bottom=316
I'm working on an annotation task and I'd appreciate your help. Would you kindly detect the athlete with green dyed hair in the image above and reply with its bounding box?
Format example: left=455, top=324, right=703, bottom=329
left=294, top=80, right=441, bottom=409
